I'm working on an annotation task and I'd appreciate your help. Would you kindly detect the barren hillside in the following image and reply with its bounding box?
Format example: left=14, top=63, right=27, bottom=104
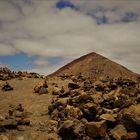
left=49, top=52, right=139, bottom=80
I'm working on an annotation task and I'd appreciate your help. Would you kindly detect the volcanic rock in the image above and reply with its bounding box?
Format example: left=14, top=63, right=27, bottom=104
left=68, top=82, right=80, bottom=90
left=1, top=119, right=17, bottom=129
left=49, top=52, right=139, bottom=80
left=58, top=119, right=85, bottom=140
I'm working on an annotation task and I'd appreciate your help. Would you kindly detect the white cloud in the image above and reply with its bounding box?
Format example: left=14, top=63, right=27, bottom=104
left=71, top=0, right=140, bottom=22
left=0, top=44, right=17, bottom=56
left=0, top=0, right=21, bottom=22
left=34, top=57, right=49, bottom=67
left=0, top=0, right=140, bottom=74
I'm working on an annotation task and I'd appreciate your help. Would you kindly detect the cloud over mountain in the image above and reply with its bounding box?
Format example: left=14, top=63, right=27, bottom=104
left=0, top=0, right=140, bottom=74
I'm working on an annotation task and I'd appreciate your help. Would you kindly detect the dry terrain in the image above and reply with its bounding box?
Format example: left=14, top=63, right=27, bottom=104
left=0, top=52, right=140, bottom=140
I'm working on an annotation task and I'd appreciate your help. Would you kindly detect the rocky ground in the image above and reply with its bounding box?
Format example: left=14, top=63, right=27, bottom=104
left=47, top=74, right=140, bottom=140
left=0, top=70, right=140, bottom=140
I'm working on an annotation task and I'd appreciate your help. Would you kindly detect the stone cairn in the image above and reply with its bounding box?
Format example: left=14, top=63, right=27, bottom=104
left=0, top=104, right=31, bottom=133
left=0, top=67, right=44, bottom=81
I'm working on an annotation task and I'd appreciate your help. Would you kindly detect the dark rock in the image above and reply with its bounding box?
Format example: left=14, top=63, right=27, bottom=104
left=48, top=100, right=67, bottom=115
left=114, top=98, right=133, bottom=109
left=68, top=82, right=80, bottom=90
left=69, top=93, right=92, bottom=105
left=108, top=83, right=118, bottom=90
left=81, top=103, right=97, bottom=122
left=95, top=84, right=105, bottom=92
left=83, top=81, right=93, bottom=91
left=58, top=120, right=85, bottom=140
left=16, top=104, right=24, bottom=112
left=43, top=80, right=48, bottom=88
left=0, top=125, right=6, bottom=132
left=116, top=79, right=135, bottom=87
left=1, top=119, right=17, bottom=129
left=1, top=82, right=13, bottom=91
left=59, top=91, right=70, bottom=98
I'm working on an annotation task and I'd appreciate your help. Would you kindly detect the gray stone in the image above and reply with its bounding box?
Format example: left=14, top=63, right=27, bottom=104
left=38, top=87, right=48, bottom=94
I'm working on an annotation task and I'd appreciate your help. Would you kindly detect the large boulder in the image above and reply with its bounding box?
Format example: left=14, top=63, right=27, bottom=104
left=119, top=104, right=140, bottom=135
left=85, top=120, right=107, bottom=138
left=109, top=124, right=127, bottom=140
left=58, top=120, right=85, bottom=140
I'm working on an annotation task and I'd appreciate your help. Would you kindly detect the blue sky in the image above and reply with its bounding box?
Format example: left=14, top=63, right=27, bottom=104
left=0, top=0, right=140, bottom=74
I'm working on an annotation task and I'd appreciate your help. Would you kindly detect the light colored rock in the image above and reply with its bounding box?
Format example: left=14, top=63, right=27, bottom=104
left=57, top=98, right=69, bottom=106
left=65, top=105, right=83, bottom=119
left=0, top=135, right=9, bottom=140
left=0, top=115, right=5, bottom=122
left=15, top=136, right=25, bottom=140
left=126, top=132, right=137, bottom=140
left=38, top=87, right=48, bottom=94
left=17, top=118, right=30, bottom=126
left=109, top=124, right=127, bottom=140
left=34, top=83, right=43, bottom=93
left=100, top=114, right=116, bottom=122
left=52, top=87, right=61, bottom=95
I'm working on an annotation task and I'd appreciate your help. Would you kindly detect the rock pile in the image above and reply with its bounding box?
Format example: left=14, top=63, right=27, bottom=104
left=0, top=67, right=43, bottom=81
left=1, top=82, right=13, bottom=92
left=34, top=80, right=49, bottom=94
left=0, top=104, right=31, bottom=133
left=48, top=75, right=140, bottom=140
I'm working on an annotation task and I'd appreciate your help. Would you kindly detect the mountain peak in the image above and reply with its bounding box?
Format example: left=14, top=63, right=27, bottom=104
left=49, top=52, right=138, bottom=80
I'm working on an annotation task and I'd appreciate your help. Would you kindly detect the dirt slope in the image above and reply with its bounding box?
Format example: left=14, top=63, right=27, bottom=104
left=0, top=78, right=55, bottom=139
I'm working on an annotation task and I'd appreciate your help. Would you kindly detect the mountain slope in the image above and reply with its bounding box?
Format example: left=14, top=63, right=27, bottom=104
left=49, top=52, right=139, bottom=80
